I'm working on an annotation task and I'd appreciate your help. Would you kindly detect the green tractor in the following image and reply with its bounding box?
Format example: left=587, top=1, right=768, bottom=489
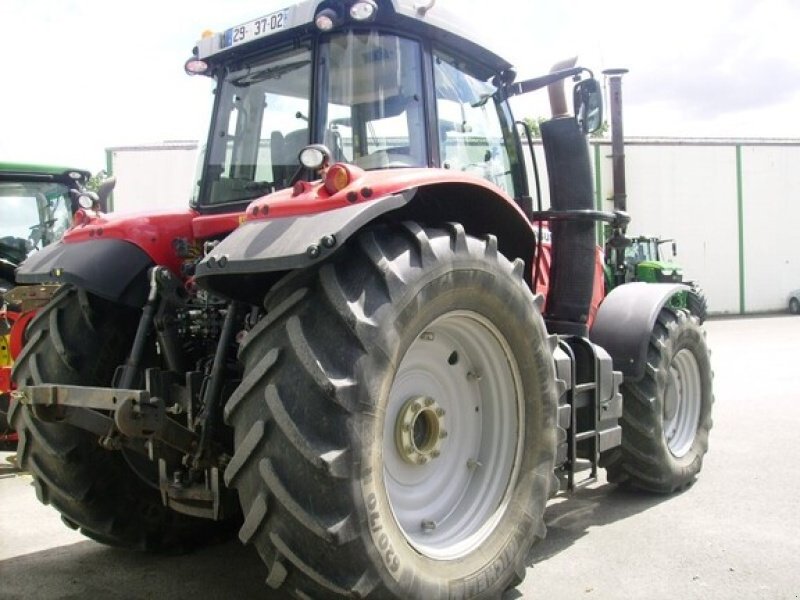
left=1, top=162, right=112, bottom=443
left=605, top=233, right=708, bottom=322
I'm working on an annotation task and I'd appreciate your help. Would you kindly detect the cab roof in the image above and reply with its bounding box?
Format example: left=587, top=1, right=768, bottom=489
left=195, top=0, right=513, bottom=79
left=0, top=163, right=90, bottom=186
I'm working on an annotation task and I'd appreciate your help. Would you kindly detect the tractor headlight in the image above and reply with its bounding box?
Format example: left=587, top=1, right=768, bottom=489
left=299, top=144, right=332, bottom=171
left=77, top=193, right=97, bottom=210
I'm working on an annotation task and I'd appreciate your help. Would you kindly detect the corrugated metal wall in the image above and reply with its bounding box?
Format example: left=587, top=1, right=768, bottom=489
left=590, top=139, right=800, bottom=315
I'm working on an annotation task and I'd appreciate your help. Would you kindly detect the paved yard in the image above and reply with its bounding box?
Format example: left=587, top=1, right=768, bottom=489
left=1, top=316, right=799, bottom=599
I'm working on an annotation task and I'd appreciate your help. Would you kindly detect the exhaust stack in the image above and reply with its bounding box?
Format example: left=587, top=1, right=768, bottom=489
left=540, top=59, right=596, bottom=337
left=603, top=68, right=629, bottom=213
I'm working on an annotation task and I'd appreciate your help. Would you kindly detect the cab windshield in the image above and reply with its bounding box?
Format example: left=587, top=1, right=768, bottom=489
left=0, top=181, right=72, bottom=264
left=626, top=240, right=660, bottom=264
left=198, top=32, right=426, bottom=207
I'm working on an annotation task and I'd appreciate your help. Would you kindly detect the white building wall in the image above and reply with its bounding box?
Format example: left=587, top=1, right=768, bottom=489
left=741, top=145, right=800, bottom=312
left=107, top=143, right=199, bottom=214
left=604, top=143, right=741, bottom=314
left=525, top=138, right=800, bottom=315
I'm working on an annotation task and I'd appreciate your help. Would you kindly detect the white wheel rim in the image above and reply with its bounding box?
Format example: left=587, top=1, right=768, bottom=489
left=663, top=347, right=702, bottom=458
left=383, top=310, right=523, bottom=560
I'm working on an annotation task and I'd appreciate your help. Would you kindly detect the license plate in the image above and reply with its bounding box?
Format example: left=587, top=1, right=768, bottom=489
left=223, top=9, right=290, bottom=49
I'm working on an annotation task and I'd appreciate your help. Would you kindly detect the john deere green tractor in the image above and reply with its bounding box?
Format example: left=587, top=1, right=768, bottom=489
left=605, top=234, right=708, bottom=321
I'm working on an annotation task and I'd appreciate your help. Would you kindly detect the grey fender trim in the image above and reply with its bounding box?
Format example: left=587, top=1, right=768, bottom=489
left=589, top=282, right=688, bottom=381
left=15, top=238, right=153, bottom=307
left=195, top=191, right=413, bottom=282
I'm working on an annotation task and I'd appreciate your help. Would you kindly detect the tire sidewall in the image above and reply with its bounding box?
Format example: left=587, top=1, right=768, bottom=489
left=353, top=250, right=557, bottom=598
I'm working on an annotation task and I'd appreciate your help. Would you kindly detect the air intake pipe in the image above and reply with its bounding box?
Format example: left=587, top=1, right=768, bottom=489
left=540, top=59, right=596, bottom=337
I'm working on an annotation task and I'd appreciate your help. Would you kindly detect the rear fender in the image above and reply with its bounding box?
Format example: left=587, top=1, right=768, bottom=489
left=589, top=282, right=688, bottom=381
left=15, top=239, right=154, bottom=307
left=195, top=169, right=537, bottom=302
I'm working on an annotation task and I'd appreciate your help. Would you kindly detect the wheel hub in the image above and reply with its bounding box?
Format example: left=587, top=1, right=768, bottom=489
left=395, top=395, right=446, bottom=465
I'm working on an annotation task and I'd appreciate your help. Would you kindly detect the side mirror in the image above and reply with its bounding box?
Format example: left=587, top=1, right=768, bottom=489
left=573, top=78, right=603, bottom=134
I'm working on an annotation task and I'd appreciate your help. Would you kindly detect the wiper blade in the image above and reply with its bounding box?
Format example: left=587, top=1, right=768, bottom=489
left=233, top=60, right=311, bottom=86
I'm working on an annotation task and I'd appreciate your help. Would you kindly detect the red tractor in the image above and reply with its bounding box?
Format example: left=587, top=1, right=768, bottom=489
left=10, top=2, right=713, bottom=598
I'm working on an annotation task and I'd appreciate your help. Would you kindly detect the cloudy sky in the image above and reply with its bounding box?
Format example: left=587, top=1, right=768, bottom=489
left=1, top=0, right=799, bottom=174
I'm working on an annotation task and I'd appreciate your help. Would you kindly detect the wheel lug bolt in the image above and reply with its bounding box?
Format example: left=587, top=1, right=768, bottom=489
left=439, top=430, right=448, bottom=439
left=421, top=519, right=437, bottom=531
left=420, top=331, right=435, bottom=341
left=435, top=408, right=445, bottom=417
left=467, top=371, right=481, bottom=382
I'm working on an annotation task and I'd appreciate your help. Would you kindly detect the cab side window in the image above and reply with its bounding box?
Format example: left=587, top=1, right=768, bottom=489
left=433, top=52, right=516, bottom=196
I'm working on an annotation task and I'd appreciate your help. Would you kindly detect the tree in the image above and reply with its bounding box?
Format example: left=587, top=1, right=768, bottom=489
left=84, top=170, right=107, bottom=192
left=522, top=117, right=547, bottom=138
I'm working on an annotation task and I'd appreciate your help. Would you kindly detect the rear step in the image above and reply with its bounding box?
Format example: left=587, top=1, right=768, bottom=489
left=554, top=337, right=623, bottom=491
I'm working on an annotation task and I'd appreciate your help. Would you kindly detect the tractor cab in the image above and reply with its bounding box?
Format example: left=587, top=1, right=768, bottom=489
left=186, top=0, right=598, bottom=215
left=625, top=236, right=682, bottom=284
left=0, top=164, right=91, bottom=293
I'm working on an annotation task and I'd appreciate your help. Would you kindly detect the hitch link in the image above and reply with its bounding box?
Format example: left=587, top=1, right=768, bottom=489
left=14, top=384, right=198, bottom=455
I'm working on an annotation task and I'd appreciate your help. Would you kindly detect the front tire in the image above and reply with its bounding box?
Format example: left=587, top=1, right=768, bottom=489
left=603, top=307, right=713, bottom=493
left=789, top=297, right=800, bottom=315
left=224, top=222, right=559, bottom=599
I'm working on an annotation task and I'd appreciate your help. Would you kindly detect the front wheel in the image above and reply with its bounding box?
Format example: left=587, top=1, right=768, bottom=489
left=789, top=297, right=800, bottom=315
left=224, top=222, right=559, bottom=599
left=603, top=307, right=714, bottom=493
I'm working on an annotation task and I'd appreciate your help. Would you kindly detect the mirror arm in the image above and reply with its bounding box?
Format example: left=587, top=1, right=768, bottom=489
left=502, top=66, right=585, bottom=99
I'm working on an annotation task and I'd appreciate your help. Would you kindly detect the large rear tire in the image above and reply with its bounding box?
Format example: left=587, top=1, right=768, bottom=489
left=10, top=286, right=232, bottom=550
left=603, top=307, right=713, bottom=493
left=224, top=222, right=559, bottom=599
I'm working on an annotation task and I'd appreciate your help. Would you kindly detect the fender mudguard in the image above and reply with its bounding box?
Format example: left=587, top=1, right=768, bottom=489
left=15, top=238, right=153, bottom=307
left=195, top=191, right=412, bottom=298
left=589, top=282, right=688, bottom=381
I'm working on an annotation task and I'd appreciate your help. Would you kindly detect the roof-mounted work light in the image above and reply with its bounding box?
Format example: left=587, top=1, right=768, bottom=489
left=350, top=0, right=378, bottom=21
left=315, top=7, right=342, bottom=31
left=184, top=58, right=209, bottom=75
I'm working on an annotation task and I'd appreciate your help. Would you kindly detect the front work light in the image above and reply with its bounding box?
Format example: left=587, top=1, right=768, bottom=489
left=299, top=144, right=333, bottom=171
left=350, top=0, right=378, bottom=21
